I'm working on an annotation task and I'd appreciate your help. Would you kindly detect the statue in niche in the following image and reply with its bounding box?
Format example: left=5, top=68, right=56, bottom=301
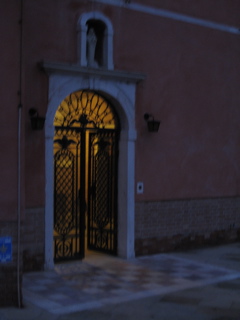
left=86, top=28, right=98, bottom=68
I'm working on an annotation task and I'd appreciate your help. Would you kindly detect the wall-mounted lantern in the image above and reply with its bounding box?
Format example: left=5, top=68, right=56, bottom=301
left=29, top=108, right=45, bottom=130
left=144, top=113, right=160, bottom=132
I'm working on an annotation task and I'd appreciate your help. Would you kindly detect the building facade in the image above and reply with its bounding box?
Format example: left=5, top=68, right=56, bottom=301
left=1, top=0, right=240, bottom=306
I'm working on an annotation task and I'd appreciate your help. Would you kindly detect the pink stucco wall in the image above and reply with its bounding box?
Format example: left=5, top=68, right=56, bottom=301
left=133, top=20, right=240, bottom=201
left=1, top=0, right=240, bottom=212
left=136, top=0, right=240, bottom=26
left=0, top=1, right=23, bottom=221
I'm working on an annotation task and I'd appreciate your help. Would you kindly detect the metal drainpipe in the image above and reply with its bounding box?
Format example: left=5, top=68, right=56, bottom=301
left=17, top=0, right=23, bottom=308
left=17, top=104, right=22, bottom=308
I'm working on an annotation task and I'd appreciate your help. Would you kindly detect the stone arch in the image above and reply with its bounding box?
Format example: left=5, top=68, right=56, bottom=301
left=44, top=73, right=136, bottom=269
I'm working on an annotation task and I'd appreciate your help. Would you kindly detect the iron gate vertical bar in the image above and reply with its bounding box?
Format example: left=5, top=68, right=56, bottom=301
left=75, top=136, right=80, bottom=258
left=113, top=130, right=119, bottom=254
left=87, top=131, right=92, bottom=250
left=79, top=128, right=86, bottom=258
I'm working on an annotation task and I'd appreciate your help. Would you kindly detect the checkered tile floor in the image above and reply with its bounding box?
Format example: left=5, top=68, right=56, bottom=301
left=23, top=252, right=240, bottom=315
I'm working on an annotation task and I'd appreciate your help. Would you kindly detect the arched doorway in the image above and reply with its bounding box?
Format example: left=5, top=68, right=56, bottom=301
left=53, top=90, right=119, bottom=262
left=44, top=65, right=142, bottom=269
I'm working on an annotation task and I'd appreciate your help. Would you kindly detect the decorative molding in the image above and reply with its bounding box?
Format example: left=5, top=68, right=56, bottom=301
left=40, top=61, right=146, bottom=83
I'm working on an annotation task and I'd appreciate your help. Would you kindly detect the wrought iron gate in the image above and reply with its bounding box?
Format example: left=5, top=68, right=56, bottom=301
left=88, top=131, right=118, bottom=253
left=53, top=90, right=119, bottom=263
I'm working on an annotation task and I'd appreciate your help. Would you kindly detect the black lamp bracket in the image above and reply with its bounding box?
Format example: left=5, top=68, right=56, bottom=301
left=144, top=113, right=160, bottom=132
left=29, top=108, right=45, bottom=130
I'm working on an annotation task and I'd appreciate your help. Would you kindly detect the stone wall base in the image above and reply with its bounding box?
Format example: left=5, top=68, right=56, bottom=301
left=135, top=197, right=240, bottom=256
left=135, top=229, right=240, bottom=256
left=0, top=266, right=22, bottom=307
left=22, top=207, right=45, bottom=272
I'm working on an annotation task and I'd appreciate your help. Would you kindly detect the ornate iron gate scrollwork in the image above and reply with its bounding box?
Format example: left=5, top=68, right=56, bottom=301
left=88, top=131, right=118, bottom=254
left=53, top=90, right=119, bottom=262
left=54, top=129, right=81, bottom=262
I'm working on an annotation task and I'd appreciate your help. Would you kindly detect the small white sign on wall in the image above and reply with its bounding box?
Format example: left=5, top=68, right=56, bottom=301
left=137, top=182, right=144, bottom=194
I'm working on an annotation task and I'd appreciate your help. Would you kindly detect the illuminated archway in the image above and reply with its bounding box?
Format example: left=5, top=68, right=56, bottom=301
left=53, top=90, right=119, bottom=262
